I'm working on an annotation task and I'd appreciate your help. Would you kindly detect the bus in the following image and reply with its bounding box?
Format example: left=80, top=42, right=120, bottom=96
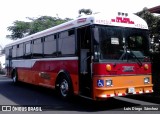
left=5, top=12, right=153, bottom=100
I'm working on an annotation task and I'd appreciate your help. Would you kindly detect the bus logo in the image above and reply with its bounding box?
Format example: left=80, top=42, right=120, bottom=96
left=39, top=72, right=51, bottom=80
left=111, top=17, right=134, bottom=24
left=122, top=66, right=134, bottom=72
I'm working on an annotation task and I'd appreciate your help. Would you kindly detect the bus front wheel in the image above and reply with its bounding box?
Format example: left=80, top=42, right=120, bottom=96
left=57, top=75, right=73, bottom=99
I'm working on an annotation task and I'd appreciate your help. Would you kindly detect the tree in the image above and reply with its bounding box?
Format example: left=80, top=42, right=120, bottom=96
left=136, top=7, right=160, bottom=53
left=6, top=16, right=72, bottom=40
left=6, top=21, right=30, bottom=40
left=136, top=7, right=160, bottom=38
left=78, top=9, right=92, bottom=15
left=29, top=16, right=71, bottom=35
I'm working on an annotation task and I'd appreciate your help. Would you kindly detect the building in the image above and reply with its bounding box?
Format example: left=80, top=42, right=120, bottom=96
left=148, top=5, right=160, bottom=14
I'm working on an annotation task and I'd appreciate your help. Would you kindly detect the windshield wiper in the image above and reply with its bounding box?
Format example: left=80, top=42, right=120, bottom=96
left=114, top=38, right=142, bottom=66
left=114, top=49, right=143, bottom=67
left=129, top=50, right=142, bottom=66
left=114, top=45, right=127, bottom=66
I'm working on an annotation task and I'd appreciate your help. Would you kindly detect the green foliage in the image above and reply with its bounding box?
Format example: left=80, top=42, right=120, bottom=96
left=136, top=7, right=160, bottom=38
left=79, top=9, right=92, bottom=15
left=136, top=8, right=160, bottom=52
left=6, top=16, right=72, bottom=40
left=6, top=21, right=30, bottom=40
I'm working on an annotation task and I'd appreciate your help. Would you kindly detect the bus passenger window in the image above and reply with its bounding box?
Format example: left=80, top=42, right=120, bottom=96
left=58, top=30, right=75, bottom=56
left=44, top=34, right=57, bottom=57
left=32, top=38, right=43, bottom=58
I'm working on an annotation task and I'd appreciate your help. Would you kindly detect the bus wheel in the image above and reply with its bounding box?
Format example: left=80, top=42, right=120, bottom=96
left=58, top=75, right=72, bottom=99
left=12, top=71, right=18, bottom=84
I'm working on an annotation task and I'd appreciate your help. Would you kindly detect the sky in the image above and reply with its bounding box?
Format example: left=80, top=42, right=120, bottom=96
left=0, top=0, right=160, bottom=48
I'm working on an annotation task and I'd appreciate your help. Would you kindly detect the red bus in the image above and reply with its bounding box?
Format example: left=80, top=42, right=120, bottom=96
left=5, top=12, right=153, bottom=100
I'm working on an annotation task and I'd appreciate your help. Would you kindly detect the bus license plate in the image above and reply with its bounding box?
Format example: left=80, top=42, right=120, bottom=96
left=128, top=87, right=135, bottom=93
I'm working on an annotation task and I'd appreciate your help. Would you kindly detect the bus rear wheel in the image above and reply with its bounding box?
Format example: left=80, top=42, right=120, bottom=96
left=12, top=71, right=18, bottom=84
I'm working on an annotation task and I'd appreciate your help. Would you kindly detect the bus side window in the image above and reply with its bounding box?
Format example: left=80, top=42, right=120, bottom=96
left=24, top=42, right=32, bottom=59
left=32, top=38, right=43, bottom=58
left=58, top=29, right=75, bottom=56
left=5, top=47, right=11, bottom=60
left=17, top=43, right=24, bottom=59
left=12, top=45, right=17, bottom=59
left=44, top=34, right=57, bottom=57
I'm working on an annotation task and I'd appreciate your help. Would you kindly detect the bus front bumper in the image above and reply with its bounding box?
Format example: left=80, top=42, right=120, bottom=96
left=92, top=75, right=153, bottom=100
left=93, top=85, right=153, bottom=100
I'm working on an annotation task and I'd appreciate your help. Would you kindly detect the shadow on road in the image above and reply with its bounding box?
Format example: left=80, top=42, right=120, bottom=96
left=0, top=75, right=140, bottom=112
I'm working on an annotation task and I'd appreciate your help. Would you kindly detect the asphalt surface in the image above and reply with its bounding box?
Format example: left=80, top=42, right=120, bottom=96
left=0, top=75, right=159, bottom=114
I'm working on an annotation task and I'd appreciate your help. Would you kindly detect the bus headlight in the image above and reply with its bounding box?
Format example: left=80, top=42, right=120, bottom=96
left=106, top=80, right=113, bottom=86
left=144, top=64, right=149, bottom=70
left=144, top=77, right=150, bottom=84
left=106, top=64, right=112, bottom=71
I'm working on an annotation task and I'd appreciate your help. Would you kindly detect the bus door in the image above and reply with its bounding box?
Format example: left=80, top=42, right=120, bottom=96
left=77, top=26, right=92, bottom=97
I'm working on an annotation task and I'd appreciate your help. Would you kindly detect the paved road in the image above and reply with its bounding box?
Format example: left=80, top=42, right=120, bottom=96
left=0, top=75, right=159, bottom=114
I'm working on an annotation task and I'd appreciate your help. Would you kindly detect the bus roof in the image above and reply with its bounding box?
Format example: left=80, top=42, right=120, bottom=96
left=5, top=12, right=148, bottom=48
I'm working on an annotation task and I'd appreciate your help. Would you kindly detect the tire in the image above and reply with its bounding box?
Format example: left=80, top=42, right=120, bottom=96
left=12, top=71, right=18, bottom=84
left=57, top=75, right=73, bottom=99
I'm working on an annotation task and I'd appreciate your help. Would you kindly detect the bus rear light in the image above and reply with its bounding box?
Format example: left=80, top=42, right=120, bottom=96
left=106, top=79, right=113, bottom=86
left=144, top=77, right=150, bottom=84
left=144, top=64, right=149, bottom=70
left=106, top=64, right=111, bottom=71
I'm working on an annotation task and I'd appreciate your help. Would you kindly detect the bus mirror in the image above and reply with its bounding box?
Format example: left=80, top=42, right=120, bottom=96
left=94, top=45, right=100, bottom=61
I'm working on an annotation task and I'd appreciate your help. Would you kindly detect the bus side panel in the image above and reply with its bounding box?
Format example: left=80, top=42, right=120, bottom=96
left=18, top=68, right=57, bottom=87
left=16, top=59, right=79, bottom=95
left=17, top=68, right=35, bottom=84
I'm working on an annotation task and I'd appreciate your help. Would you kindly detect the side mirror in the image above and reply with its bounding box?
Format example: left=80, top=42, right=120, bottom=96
left=94, top=45, right=100, bottom=61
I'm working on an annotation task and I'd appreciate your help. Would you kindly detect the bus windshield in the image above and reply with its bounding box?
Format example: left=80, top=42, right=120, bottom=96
left=93, top=25, right=150, bottom=62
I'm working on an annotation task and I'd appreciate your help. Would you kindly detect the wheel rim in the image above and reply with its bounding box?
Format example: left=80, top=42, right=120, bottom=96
left=60, top=79, right=69, bottom=97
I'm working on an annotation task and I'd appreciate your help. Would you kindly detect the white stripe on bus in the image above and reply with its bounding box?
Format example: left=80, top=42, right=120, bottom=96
left=10, top=57, right=78, bottom=68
